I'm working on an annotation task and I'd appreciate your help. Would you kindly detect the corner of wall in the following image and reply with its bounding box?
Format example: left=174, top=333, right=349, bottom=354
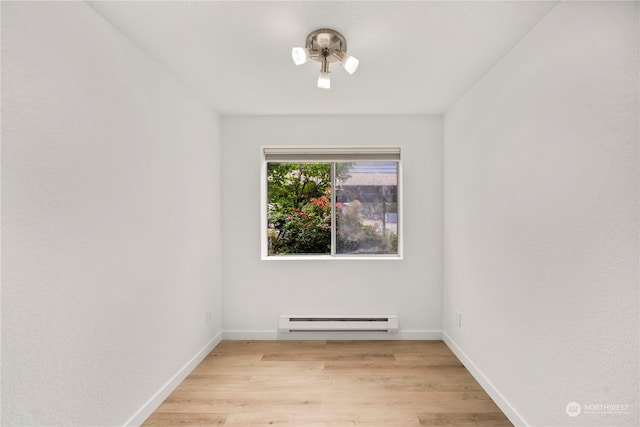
left=124, top=333, right=223, bottom=426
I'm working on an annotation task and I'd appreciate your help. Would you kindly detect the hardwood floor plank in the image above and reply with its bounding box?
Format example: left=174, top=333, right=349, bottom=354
left=192, top=360, right=326, bottom=376
left=323, top=363, right=467, bottom=376
left=211, top=340, right=327, bottom=356
left=142, top=412, right=227, bottom=426
left=418, top=412, right=513, bottom=426
left=155, top=394, right=322, bottom=414
left=224, top=414, right=422, bottom=426
left=261, top=352, right=396, bottom=362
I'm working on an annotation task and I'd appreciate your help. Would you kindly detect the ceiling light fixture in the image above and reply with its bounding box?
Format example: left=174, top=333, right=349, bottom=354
left=291, top=28, right=359, bottom=89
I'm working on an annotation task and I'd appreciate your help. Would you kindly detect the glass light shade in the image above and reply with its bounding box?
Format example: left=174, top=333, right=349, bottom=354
left=341, top=55, right=359, bottom=74
left=291, top=47, right=309, bottom=65
left=317, top=72, right=330, bottom=89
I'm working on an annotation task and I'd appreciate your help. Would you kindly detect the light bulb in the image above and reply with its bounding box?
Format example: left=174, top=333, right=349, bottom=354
left=317, top=72, right=330, bottom=89
left=341, top=55, right=359, bottom=74
left=291, top=47, right=309, bottom=65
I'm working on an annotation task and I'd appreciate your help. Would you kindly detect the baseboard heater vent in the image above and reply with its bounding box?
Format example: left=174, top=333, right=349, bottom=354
left=279, top=315, right=399, bottom=333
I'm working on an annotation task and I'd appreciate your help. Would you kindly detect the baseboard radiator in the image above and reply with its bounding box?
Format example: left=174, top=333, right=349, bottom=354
left=279, top=315, right=399, bottom=333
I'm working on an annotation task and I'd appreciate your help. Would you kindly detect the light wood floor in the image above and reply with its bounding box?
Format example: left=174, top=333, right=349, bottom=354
left=143, top=340, right=512, bottom=426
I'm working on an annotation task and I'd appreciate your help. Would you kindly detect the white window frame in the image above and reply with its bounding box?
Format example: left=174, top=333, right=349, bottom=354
left=261, top=146, right=403, bottom=260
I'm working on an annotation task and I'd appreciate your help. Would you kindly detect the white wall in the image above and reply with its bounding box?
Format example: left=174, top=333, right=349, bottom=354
left=1, top=2, right=222, bottom=425
left=222, top=116, right=442, bottom=339
left=443, top=2, right=638, bottom=426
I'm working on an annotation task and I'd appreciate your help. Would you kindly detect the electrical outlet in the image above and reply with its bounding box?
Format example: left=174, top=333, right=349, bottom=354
left=455, top=311, right=462, bottom=327
left=205, top=312, right=212, bottom=324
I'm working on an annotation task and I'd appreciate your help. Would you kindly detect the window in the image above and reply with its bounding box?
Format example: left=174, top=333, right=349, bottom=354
left=262, top=147, right=401, bottom=258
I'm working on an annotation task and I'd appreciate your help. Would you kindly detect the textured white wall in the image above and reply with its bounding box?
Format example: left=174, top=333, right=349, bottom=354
left=1, top=2, right=222, bottom=425
left=443, top=2, right=638, bottom=426
left=222, top=116, right=442, bottom=339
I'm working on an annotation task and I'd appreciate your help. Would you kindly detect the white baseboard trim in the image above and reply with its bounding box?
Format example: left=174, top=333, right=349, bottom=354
left=223, top=330, right=279, bottom=340
left=442, top=332, right=528, bottom=427
left=397, top=330, right=442, bottom=340
left=223, top=329, right=442, bottom=341
left=124, top=331, right=222, bottom=427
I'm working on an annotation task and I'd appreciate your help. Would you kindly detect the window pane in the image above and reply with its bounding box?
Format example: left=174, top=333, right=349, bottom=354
left=335, top=162, right=398, bottom=255
left=266, top=162, right=332, bottom=255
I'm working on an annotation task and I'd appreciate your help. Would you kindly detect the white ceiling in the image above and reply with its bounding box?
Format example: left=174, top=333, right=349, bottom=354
left=88, top=1, right=558, bottom=115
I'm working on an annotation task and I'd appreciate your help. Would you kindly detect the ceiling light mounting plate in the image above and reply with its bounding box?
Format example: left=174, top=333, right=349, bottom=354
left=305, top=28, right=347, bottom=64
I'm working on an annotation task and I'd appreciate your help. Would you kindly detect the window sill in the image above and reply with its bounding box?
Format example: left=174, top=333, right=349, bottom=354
left=261, top=255, right=403, bottom=261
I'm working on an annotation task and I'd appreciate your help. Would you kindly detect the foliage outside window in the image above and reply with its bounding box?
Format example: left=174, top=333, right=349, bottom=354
left=263, top=148, right=400, bottom=258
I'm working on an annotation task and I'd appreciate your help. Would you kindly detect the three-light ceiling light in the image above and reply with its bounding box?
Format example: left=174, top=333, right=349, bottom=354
left=291, top=28, right=359, bottom=89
